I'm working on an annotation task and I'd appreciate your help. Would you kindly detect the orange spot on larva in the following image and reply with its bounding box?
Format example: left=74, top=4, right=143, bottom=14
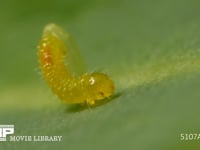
left=42, top=46, right=53, bottom=66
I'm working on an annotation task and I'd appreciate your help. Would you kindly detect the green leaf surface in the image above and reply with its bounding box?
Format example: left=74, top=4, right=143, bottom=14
left=1, top=0, right=200, bottom=149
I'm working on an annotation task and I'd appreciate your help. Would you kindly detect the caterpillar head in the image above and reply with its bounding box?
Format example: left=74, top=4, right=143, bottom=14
left=83, top=73, right=115, bottom=102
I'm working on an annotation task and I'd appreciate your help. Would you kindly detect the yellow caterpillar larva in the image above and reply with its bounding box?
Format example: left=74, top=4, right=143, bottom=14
left=38, top=24, right=114, bottom=105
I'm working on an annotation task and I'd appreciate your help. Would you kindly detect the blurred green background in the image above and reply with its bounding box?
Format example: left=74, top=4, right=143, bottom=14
left=1, top=0, right=200, bottom=149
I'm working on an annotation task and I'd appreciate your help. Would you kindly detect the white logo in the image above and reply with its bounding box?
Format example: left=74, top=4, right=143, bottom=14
left=0, top=125, right=14, bottom=141
left=0, top=124, right=62, bottom=142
